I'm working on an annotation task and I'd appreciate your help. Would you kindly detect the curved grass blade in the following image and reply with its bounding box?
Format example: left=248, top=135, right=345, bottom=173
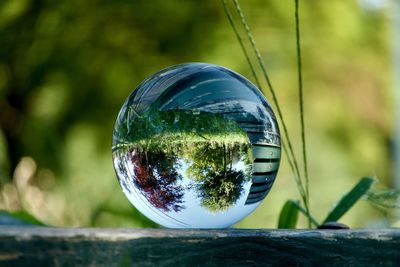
left=229, top=0, right=311, bottom=225
left=290, top=199, right=320, bottom=227
left=220, top=0, right=301, bottom=204
left=294, top=0, right=310, bottom=224
left=323, top=177, right=376, bottom=224
left=221, top=0, right=262, bottom=89
left=278, top=200, right=299, bottom=228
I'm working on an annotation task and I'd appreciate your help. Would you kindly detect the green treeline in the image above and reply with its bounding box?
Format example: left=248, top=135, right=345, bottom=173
left=114, top=107, right=253, bottom=212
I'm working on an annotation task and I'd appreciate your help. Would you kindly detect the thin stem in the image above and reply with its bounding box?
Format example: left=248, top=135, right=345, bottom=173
left=291, top=200, right=319, bottom=227
left=221, top=0, right=262, bottom=89
left=294, top=0, right=310, bottom=227
left=282, top=142, right=307, bottom=206
left=232, top=0, right=301, bottom=180
left=230, top=0, right=311, bottom=226
left=221, top=0, right=298, bottom=181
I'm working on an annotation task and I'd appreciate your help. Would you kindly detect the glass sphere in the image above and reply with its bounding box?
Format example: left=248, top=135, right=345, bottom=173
left=112, top=63, right=281, bottom=228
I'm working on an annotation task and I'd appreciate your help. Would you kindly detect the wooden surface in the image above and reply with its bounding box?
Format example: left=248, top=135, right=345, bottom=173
left=0, top=227, right=399, bottom=266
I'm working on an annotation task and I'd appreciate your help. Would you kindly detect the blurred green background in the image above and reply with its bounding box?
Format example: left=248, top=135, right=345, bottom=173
left=0, top=0, right=398, bottom=228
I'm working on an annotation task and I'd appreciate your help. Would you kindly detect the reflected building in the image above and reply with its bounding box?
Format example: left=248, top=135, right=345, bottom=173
left=246, top=145, right=280, bottom=205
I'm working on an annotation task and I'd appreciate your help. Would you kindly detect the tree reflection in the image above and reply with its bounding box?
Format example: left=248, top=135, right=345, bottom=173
left=113, top=107, right=253, bottom=213
left=197, top=169, right=247, bottom=212
left=129, top=150, right=185, bottom=212
left=187, top=143, right=252, bottom=212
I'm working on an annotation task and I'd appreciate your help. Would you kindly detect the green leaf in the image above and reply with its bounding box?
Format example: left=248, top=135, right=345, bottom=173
left=0, top=210, right=45, bottom=226
left=323, top=177, right=376, bottom=224
left=278, top=200, right=299, bottom=228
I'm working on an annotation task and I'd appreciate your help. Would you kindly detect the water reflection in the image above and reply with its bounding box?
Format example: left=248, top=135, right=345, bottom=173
left=112, top=63, right=281, bottom=228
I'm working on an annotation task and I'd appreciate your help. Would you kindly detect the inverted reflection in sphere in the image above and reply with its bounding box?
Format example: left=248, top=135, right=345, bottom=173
left=112, top=63, right=281, bottom=228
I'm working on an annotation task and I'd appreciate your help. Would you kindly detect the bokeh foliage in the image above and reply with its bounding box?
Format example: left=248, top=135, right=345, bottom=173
left=0, top=0, right=396, bottom=227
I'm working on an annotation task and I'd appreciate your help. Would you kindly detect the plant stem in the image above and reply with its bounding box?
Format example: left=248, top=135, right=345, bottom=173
left=230, top=0, right=311, bottom=223
left=221, top=0, right=300, bottom=195
left=292, top=200, right=319, bottom=227
left=221, top=0, right=262, bottom=89
left=282, top=142, right=306, bottom=200
left=294, top=0, right=310, bottom=227
left=222, top=0, right=312, bottom=227
left=231, top=0, right=301, bottom=180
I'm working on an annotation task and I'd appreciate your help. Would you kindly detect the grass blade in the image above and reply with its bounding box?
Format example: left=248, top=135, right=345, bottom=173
left=294, top=0, right=310, bottom=227
left=323, top=177, right=376, bottom=223
left=231, top=0, right=302, bottom=185
left=290, top=200, right=320, bottom=227
left=221, top=0, right=302, bottom=205
left=229, top=0, right=311, bottom=224
left=222, top=0, right=314, bottom=227
left=221, top=0, right=261, bottom=89
left=278, top=200, right=299, bottom=228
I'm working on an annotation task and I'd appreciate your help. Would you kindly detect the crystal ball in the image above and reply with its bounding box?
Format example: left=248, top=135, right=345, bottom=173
left=112, top=63, right=281, bottom=228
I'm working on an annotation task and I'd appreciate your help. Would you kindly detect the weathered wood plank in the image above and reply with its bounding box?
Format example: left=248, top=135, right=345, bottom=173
left=0, top=227, right=399, bottom=266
